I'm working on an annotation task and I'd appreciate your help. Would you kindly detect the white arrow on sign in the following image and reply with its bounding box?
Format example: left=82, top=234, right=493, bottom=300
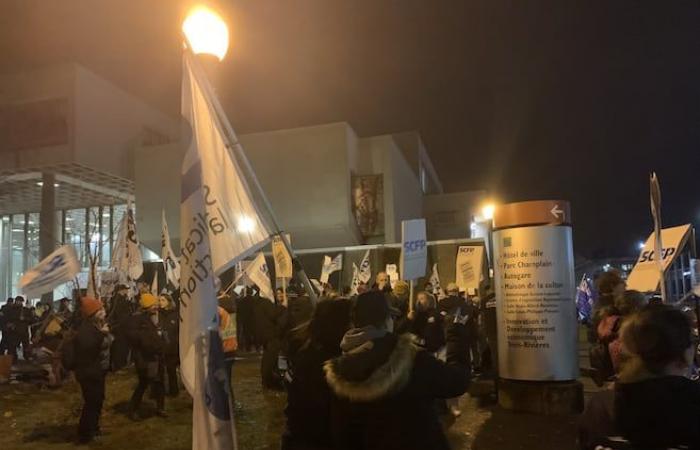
left=550, top=204, right=564, bottom=220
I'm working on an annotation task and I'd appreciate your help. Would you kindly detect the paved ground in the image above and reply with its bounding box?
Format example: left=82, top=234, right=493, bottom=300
left=0, top=354, right=585, bottom=450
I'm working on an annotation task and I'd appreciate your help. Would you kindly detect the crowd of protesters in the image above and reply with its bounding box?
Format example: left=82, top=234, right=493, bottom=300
left=577, top=269, right=700, bottom=450
left=3, top=265, right=699, bottom=449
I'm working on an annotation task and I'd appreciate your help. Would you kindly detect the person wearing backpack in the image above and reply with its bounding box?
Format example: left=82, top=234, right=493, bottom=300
left=71, top=297, right=112, bottom=444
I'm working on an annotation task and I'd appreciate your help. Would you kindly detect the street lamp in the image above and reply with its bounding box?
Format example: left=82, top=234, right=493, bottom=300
left=182, top=6, right=229, bottom=61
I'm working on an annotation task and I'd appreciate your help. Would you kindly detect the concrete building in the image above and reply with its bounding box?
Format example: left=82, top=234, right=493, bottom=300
left=0, top=64, right=486, bottom=299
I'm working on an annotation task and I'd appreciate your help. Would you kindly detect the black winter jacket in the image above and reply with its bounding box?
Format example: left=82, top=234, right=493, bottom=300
left=615, top=376, right=700, bottom=449
left=324, top=325, right=470, bottom=450
left=126, top=311, right=166, bottom=370
left=73, top=320, right=109, bottom=381
left=283, top=343, right=339, bottom=450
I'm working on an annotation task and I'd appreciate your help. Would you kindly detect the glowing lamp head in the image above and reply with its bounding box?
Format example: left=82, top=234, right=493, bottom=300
left=182, top=6, right=229, bottom=61
left=481, top=204, right=495, bottom=221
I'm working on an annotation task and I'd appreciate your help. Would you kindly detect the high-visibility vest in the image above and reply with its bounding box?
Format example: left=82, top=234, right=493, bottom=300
left=218, top=306, right=237, bottom=353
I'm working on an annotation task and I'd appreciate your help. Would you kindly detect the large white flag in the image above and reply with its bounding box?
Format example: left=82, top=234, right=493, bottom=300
left=20, top=245, right=80, bottom=298
left=179, top=57, right=271, bottom=278
left=180, top=50, right=249, bottom=450
left=111, top=206, right=143, bottom=281
left=358, top=249, right=371, bottom=284
left=161, top=210, right=181, bottom=288
left=320, top=253, right=343, bottom=284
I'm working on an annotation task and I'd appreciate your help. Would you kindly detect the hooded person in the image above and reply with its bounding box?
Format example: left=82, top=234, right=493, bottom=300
left=126, top=293, right=167, bottom=419
left=72, top=297, right=112, bottom=444
left=324, top=291, right=471, bottom=450
left=282, top=298, right=353, bottom=450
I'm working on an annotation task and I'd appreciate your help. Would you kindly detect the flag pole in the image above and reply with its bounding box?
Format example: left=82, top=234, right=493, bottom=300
left=182, top=39, right=318, bottom=304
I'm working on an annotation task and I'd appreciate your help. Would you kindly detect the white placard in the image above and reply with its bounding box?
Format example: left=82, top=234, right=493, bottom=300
left=493, top=225, right=578, bottom=381
left=455, top=245, right=485, bottom=292
left=401, top=219, right=427, bottom=281
left=385, top=264, right=399, bottom=289
left=272, top=234, right=293, bottom=279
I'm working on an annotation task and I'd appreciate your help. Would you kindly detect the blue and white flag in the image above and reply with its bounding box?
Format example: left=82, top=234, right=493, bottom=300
left=575, top=276, right=594, bottom=322
left=20, top=245, right=80, bottom=299
left=161, top=210, right=181, bottom=289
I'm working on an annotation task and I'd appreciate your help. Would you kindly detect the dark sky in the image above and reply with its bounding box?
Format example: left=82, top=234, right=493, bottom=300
left=2, top=1, right=699, bottom=257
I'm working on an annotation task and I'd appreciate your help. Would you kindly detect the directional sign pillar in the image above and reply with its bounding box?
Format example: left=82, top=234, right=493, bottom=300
left=492, top=200, right=583, bottom=415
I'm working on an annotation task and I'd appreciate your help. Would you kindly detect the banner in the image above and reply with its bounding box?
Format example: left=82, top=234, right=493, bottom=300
left=626, top=224, right=692, bottom=293
left=358, top=249, right=371, bottom=284
left=180, top=50, right=239, bottom=450
left=401, top=219, right=427, bottom=281
left=385, top=264, right=398, bottom=289
left=429, top=263, right=446, bottom=299
left=455, top=245, right=485, bottom=292
left=320, top=253, right=343, bottom=284
left=111, top=205, right=144, bottom=281
left=272, top=234, right=293, bottom=279
left=162, top=210, right=181, bottom=288
left=20, top=245, right=80, bottom=299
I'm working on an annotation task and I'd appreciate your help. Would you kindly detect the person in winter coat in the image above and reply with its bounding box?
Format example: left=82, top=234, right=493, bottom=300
left=578, top=304, right=699, bottom=450
left=402, top=291, right=445, bottom=353
left=126, top=293, right=167, bottom=419
left=389, top=280, right=410, bottom=320
left=159, top=294, right=180, bottom=396
left=251, top=288, right=287, bottom=389
left=236, top=288, right=257, bottom=352
left=72, top=297, right=112, bottom=444
left=107, top=284, right=133, bottom=371
left=282, top=298, right=353, bottom=450
left=0, top=297, right=14, bottom=356
left=324, top=290, right=471, bottom=450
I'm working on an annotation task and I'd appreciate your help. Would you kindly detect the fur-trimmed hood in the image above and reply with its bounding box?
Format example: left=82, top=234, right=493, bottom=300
left=324, top=333, right=420, bottom=402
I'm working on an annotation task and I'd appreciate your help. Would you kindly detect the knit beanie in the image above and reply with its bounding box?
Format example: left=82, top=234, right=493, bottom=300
left=81, top=297, right=102, bottom=318
left=353, top=291, right=390, bottom=328
left=140, top=293, right=158, bottom=309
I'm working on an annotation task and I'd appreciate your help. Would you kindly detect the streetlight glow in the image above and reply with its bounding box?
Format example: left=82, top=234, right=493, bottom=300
left=481, top=203, right=495, bottom=221
left=182, top=6, right=229, bottom=61
left=237, top=215, right=256, bottom=233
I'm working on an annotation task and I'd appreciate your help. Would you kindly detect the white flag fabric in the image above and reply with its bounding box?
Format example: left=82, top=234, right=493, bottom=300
left=111, top=206, right=144, bottom=281
left=350, top=262, right=361, bottom=296
left=320, top=253, right=343, bottom=284
left=162, top=210, right=181, bottom=289
left=151, top=273, right=158, bottom=295
left=20, top=245, right=80, bottom=298
left=180, top=51, right=238, bottom=450
left=429, top=263, right=446, bottom=299
left=358, top=250, right=371, bottom=284
left=180, top=52, right=271, bottom=277
left=242, top=253, right=274, bottom=301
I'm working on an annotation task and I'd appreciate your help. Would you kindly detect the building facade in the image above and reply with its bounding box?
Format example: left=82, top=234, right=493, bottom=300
left=1, top=64, right=486, bottom=299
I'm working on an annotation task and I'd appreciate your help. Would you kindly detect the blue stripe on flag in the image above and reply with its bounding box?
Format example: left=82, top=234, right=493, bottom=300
left=181, top=160, right=203, bottom=203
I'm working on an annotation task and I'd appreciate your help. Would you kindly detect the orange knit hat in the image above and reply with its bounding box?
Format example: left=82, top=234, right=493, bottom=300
left=81, top=297, right=103, bottom=318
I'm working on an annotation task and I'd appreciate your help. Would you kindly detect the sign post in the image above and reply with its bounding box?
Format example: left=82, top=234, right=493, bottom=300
left=492, top=200, right=582, bottom=414
left=401, top=219, right=427, bottom=312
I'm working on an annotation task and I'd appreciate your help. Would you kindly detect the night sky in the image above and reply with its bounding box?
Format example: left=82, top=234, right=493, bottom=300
left=1, top=1, right=699, bottom=257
